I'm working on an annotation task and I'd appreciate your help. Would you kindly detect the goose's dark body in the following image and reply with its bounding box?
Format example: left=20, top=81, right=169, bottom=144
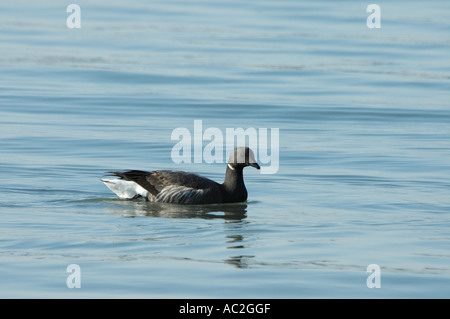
left=102, top=147, right=260, bottom=205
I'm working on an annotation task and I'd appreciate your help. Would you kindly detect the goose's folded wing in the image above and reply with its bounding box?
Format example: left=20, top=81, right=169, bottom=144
left=146, top=170, right=215, bottom=189
left=147, top=170, right=222, bottom=204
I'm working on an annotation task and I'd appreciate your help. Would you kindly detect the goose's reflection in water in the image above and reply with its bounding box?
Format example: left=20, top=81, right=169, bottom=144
left=107, top=199, right=247, bottom=221
left=105, top=199, right=251, bottom=268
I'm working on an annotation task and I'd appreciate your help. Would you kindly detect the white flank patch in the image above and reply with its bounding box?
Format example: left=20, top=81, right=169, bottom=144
left=155, top=185, right=205, bottom=204
left=101, top=178, right=148, bottom=199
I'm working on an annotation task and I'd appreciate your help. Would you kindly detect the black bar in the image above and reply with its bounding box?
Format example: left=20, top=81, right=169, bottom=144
left=1, top=299, right=442, bottom=317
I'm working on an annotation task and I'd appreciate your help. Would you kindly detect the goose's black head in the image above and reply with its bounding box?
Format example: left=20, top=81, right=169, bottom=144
left=227, top=147, right=260, bottom=171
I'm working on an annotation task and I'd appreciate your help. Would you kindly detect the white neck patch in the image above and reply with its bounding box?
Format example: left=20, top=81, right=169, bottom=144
left=227, top=164, right=235, bottom=171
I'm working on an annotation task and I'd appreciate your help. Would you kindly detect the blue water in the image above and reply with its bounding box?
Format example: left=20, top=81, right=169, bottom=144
left=1, top=0, right=449, bottom=298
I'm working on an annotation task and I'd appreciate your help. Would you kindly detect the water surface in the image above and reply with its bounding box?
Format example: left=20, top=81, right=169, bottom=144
left=0, top=0, right=449, bottom=298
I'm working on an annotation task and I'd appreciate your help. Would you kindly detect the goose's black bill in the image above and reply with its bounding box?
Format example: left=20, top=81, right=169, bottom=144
left=250, top=163, right=260, bottom=169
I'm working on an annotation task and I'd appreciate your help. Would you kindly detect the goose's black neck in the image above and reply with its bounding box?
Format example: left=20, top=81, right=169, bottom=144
left=220, top=165, right=248, bottom=203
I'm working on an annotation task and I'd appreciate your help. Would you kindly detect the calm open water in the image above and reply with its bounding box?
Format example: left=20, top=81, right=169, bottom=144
left=1, top=0, right=449, bottom=298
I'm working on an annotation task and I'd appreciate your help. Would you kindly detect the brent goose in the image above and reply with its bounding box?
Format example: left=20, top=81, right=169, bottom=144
left=101, top=147, right=260, bottom=204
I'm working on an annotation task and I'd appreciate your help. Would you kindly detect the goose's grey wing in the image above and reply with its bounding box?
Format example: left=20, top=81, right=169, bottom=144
left=149, top=170, right=222, bottom=204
